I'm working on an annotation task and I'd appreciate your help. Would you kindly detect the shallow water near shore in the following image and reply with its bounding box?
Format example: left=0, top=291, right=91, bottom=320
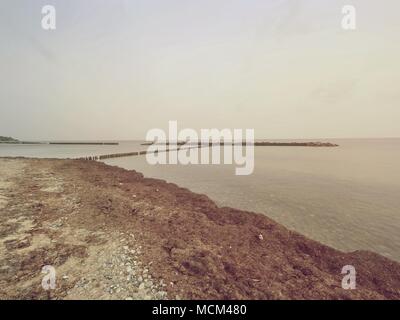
left=105, top=138, right=400, bottom=262
left=2, top=138, right=400, bottom=261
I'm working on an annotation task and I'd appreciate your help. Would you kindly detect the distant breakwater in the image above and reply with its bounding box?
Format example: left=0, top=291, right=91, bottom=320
left=78, top=149, right=173, bottom=161
left=141, top=141, right=339, bottom=147
left=49, top=142, right=119, bottom=145
left=78, top=141, right=338, bottom=161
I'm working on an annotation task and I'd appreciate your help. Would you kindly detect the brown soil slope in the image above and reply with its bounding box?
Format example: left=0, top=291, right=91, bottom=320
left=0, top=158, right=399, bottom=299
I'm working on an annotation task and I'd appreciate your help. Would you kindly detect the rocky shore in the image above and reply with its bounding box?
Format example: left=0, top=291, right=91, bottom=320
left=0, top=158, right=399, bottom=300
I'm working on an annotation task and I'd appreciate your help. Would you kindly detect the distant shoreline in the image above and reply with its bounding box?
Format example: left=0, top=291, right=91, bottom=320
left=0, top=141, right=44, bottom=145
left=49, top=142, right=119, bottom=145
left=0, top=141, right=119, bottom=145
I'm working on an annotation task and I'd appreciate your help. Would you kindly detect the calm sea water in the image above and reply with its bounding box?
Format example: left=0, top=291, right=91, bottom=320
left=0, top=141, right=147, bottom=159
left=2, top=139, right=400, bottom=261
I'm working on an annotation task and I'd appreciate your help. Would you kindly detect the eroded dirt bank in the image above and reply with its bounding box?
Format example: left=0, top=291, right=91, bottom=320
left=0, top=158, right=399, bottom=300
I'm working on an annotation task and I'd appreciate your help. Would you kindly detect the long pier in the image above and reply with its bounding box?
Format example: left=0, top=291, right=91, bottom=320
left=141, top=141, right=339, bottom=147
left=78, top=141, right=338, bottom=161
left=77, top=149, right=179, bottom=161
left=50, top=142, right=119, bottom=145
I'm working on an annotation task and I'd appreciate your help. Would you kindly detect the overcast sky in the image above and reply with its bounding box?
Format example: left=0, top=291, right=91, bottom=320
left=1, top=0, right=399, bottom=140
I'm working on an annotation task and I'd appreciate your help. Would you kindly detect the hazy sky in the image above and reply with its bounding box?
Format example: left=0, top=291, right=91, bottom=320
left=1, top=0, right=399, bottom=140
